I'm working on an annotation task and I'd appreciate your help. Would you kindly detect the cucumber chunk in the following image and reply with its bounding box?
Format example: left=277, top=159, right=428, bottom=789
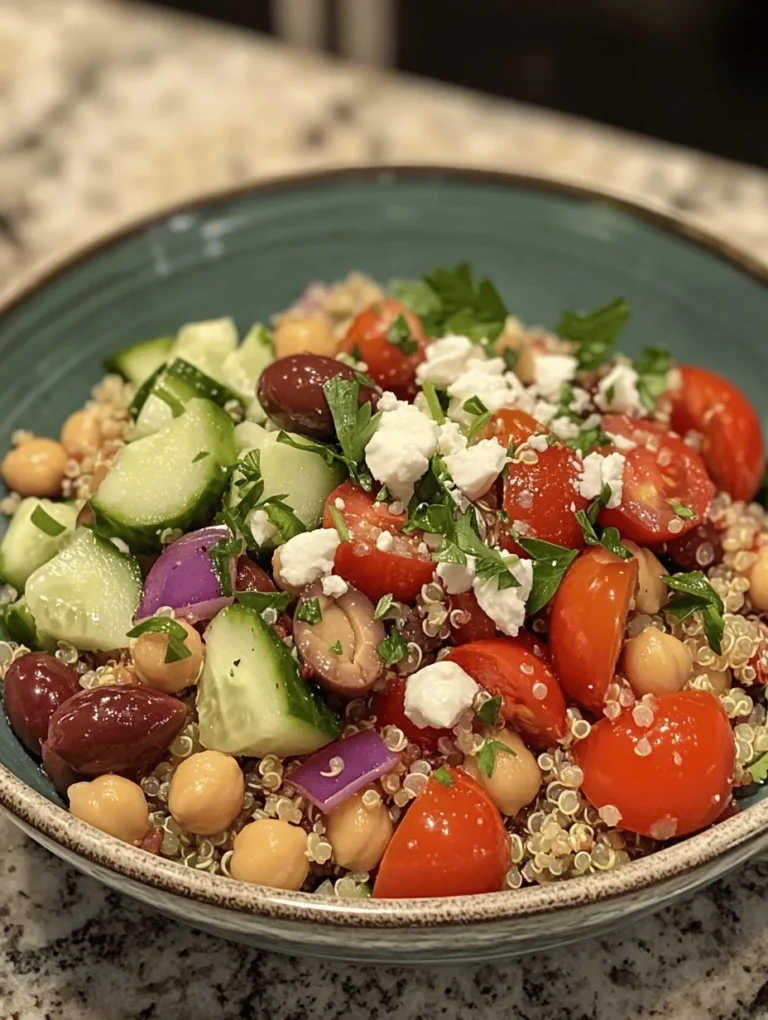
left=91, top=398, right=236, bottom=550
left=131, top=358, right=242, bottom=440
left=104, top=335, right=174, bottom=385
left=0, top=498, right=78, bottom=592
left=221, top=324, right=274, bottom=423
left=197, top=603, right=339, bottom=757
left=25, top=528, right=142, bottom=651
left=233, top=421, right=269, bottom=454
left=2, top=597, right=49, bottom=650
left=171, top=318, right=238, bottom=383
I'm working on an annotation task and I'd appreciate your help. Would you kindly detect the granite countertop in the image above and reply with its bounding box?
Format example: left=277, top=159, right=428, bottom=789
left=2, top=0, right=768, bottom=1017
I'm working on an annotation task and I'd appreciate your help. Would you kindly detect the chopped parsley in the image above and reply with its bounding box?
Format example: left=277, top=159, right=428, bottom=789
left=377, top=627, right=408, bottom=666
left=276, top=431, right=344, bottom=469
left=322, top=375, right=381, bottom=490
left=422, top=380, right=446, bottom=425
left=634, top=346, right=673, bottom=412
left=30, top=505, right=66, bottom=538
left=235, top=590, right=292, bottom=614
left=433, top=767, right=454, bottom=788
left=386, top=314, right=419, bottom=355
left=662, top=571, right=724, bottom=654
left=516, top=535, right=579, bottom=614
left=556, top=298, right=630, bottom=372
left=392, top=264, right=508, bottom=346
left=209, top=533, right=243, bottom=597
left=475, top=695, right=502, bottom=727
left=191, top=450, right=209, bottom=463
left=329, top=640, right=343, bottom=655
left=389, top=278, right=443, bottom=319
left=749, top=751, right=768, bottom=784
left=501, top=347, right=519, bottom=372
left=373, top=594, right=394, bottom=621
left=454, top=512, right=520, bottom=588
left=126, top=617, right=192, bottom=664
left=328, top=505, right=350, bottom=542
left=574, top=490, right=632, bottom=561
left=668, top=500, right=695, bottom=520
left=463, top=396, right=492, bottom=444
left=476, top=738, right=516, bottom=778
left=296, top=597, right=323, bottom=625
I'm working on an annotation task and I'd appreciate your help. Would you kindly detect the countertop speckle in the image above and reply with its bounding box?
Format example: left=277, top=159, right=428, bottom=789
left=2, top=1, right=768, bottom=1017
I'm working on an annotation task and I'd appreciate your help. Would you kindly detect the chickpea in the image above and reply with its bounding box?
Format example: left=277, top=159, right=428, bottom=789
left=168, top=750, right=244, bottom=835
left=274, top=317, right=337, bottom=360
left=325, top=789, right=393, bottom=871
left=622, top=626, right=692, bottom=697
left=1, top=438, right=67, bottom=497
left=748, top=548, right=768, bottom=612
left=69, top=774, right=149, bottom=843
left=704, top=667, right=732, bottom=694
left=625, top=541, right=668, bottom=615
left=60, top=409, right=101, bottom=458
left=230, top=819, right=309, bottom=890
left=465, top=729, right=542, bottom=817
left=132, top=620, right=203, bottom=694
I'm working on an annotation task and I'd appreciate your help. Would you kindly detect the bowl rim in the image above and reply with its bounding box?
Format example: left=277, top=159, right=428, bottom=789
left=1, top=163, right=767, bottom=928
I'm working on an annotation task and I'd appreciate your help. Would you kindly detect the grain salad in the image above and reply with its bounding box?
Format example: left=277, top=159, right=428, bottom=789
left=0, top=264, right=766, bottom=900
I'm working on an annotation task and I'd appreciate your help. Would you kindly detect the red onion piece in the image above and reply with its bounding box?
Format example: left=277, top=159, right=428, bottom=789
left=288, top=728, right=399, bottom=812
left=136, top=526, right=240, bottom=624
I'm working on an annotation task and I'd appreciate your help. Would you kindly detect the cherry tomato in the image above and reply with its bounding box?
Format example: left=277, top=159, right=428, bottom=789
left=490, top=410, right=588, bottom=555
left=599, top=414, right=715, bottom=544
left=371, top=676, right=449, bottom=755
left=574, top=690, right=734, bottom=838
left=373, top=768, right=510, bottom=898
left=339, top=299, right=428, bottom=394
left=670, top=365, right=765, bottom=503
left=549, top=546, right=638, bottom=714
left=322, top=480, right=434, bottom=604
left=448, top=590, right=496, bottom=645
left=448, top=633, right=568, bottom=748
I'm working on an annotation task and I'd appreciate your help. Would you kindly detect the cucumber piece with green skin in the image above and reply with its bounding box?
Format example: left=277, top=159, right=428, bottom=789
left=104, top=335, right=174, bottom=385
left=171, top=318, right=238, bottom=383
left=129, top=364, right=165, bottom=421
left=91, top=398, right=236, bottom=551
left=197, top=603, right=339, bottom=757
left=233, top=421, right=269, bottom=454
left=2, top=597, right=51, bottom=650
left=130, top=359, right=243, bottom=441
left=221, top=324, right=274, bottom=423
left=0, top=498, right=78, bottom=592
left=25, top=528, right=142, bottom=651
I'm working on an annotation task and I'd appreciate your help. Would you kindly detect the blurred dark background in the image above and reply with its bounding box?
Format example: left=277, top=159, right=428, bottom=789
left=150, top=0, right=768, bottom=168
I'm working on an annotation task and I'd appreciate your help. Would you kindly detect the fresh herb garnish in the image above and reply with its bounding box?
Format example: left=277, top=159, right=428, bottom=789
left=475, top=695, right=502, bottom=727
left=574, top=493, right=632, bottom=561
left=477, top=738, right=516, bottom=778
left=127, top=617, right=192, bottom=664
left=433, top=767, right=454, bottom=788
left=668, top=500, right=695, bottom=520
left=556, top=298, right=631, bottom=372
left=296, top=597, right=323, bottom=624
left=389, top=278, right=443, bottom=319
left=455, top=512, right=519, bottom=587
left=402, top=457, right=456, bottom=536
left=30, top=505, right=66, bottom=537
left=328, top=505, right=350, bottom=542
left=423, top=264, right=508, bottom=345
left=663, top=571, right=725, bottom=654
left=329, top=640, right=343, bottom=655
left=377, top=627, right=408, bottom=666
left=564, top=422, right=612, bottom=458
left=209, top=532, right=243, bottom=597
left=501, top=347, right=519, bottom=372
left=463, top=396, right=488, bottom=416
left=235, top=590, right=292, bottom=614
left=462, top=395, right=492, bottom=444
left=386, top=314, right=419, bottom=355
left=634, top=346, right=673, bottom=412
left=373, top=594, right=394, bottom=621
left=229, top=446, right=307, bottom=544
left=353, top=369, right=378, bottom=389
left=276, top=431, right=345, bottom=469
left=322, top=376, right=381, bottom=490
left=261, top=498, right=306, bottom=542
left=376, top=486, right=389, bottom=502
left=750, top=751, right=768, bottom=784
left=516, top=535, right=579, bottom=614
left=422, top=380, right=446, bottom=425
left=192, top=450, right=209, bottom=463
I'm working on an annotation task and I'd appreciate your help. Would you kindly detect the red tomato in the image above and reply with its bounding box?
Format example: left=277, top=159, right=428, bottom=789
left=599, top=414, right=715, bottom=544
left=490, top=410, right=588, bottom=554
left=373, top=768, right=510, bottom=898
left=574, top=690, right=735, bottom=838
left=339, top=299, right=428, bottom=393
left=371, top=676, right=449, bottom=755
left=670, top=365, right=765, bottom=503
left=549, top=546, right=638, bottom=714
left=448, top=633, right=568, bottom=748
left=448, top=590, right=496, bottom=645
left=322, top=480, right=434, bottom=604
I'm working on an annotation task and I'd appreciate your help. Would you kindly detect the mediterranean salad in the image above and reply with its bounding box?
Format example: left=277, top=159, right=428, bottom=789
left=1, top=264, right=766, bottom=899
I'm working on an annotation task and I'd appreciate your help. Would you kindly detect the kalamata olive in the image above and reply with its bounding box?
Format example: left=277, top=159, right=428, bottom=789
left=236, top=555, right=275, bottom=593
left=293, top=581, right=385, bottom=698
left=3, top=652, right=81, bottom=753
left=46, top=684, right=186, bottom=777
left=654, top=520, right=724, bottom=573
left=257, top=354, right=378, bottom=440
left=396, top=608, right=442, bottom=674
left=42, top=742, right=81, bottom=798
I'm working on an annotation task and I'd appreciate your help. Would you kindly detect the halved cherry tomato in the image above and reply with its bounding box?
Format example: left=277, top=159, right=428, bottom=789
left=448, top=590, right=496, bottom=645
left=549, top=546, right=638, bottom=714
left=670, top=365, right=765, bottom=503
left=599, top=414, right=715, bottom=544
left=574, top=690, right=734, bottom=838
left=373, top=768, right=510, bottom=898
left=339, top=299, right=428, bottom=394
left=448, top=633, right=568, bottom=748
left=371, top=676, right=449, bottom=755
left=322, top=480, right=434, bottom=604
left=490, top=410, right=588, bottom=555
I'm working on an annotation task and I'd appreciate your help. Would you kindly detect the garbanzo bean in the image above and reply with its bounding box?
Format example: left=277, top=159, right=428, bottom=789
left=69, top=774, right=149, bottom=843
left=274, top=317, right=337, bottom=360
left=465, top=729, right=542, bottom=817
left=622, top=627, right=692, bottom=697
left=133, top=620, right=203, bottom=694
left=748, top=548, right=768, bottom=611
left=60, top=409, right=102, bottom=458
left=325, top=789, right=393, bottom=871
left=1, top=438, right=67, bottom=497
left=230, top=819, right=309, bottom=889
left=705, top=667, right=732, bottom=694
left=168, top=750, right=244, bottom=835
left=625, top=541, right=668, bottom=615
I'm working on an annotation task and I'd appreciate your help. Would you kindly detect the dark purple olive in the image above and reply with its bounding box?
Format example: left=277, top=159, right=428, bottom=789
left=257, top=354, right=378, bottom=440
left=3, top=652, right=81, bottom=754
left=46, top=684, right=186, bottom=777
left=42, top=741, right=81, bottom=798
left=653, top=520, right=724, bottom=574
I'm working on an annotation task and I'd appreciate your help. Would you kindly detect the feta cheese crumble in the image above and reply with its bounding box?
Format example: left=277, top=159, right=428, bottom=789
left=444, top=438, right=508, bottom=501
left=404, top=661, right=479, bottom=729
left=436, top=555, right=477, bottom=595
left=321, top=574, right=349, bottom=598
left=549, top=416, right=581, bottom=441
left=375, top=531, right=394, bottom=552
left=533, top=353, right=578, bottom=399
left=364, top=394, right=438, bottom=504
left=578, top=451, right=626, bottom=508
left=249, top=508, right=277, bottom=547
left=415, top=334, right=484, bottom=388
left=595, top=364, right=642, bottom=415
left=437, top=421, right=468, bottom=457
left=446, top=361, right=529, bottom=426
left=527, top=433, right=550, bottom=453
left=278, top=529, right=341, bottom=587
left=472, top=557, right=534, bottom=637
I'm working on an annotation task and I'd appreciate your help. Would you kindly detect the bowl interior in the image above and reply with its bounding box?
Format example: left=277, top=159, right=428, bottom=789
left=1, top=168, right=767, bottom=814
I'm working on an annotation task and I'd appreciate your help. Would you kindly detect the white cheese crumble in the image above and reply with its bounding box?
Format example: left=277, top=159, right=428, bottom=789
left=549, top=416, right=581, bottom=441
left=415, top=334, right=484, bottom=388
left=278, top=529, right=341, bottom=587
left=437, top=420, right=468, bottom=456
left=334, top=497, right=346, bottom=510
left=436, top=555, right=477, bottom=594
left=472, top=557, right=533, bottom=637
left=604, top=431, right=637, bottom=452
left=249, top=509, right=277, bottom=547
left=531, top=399, right=558, bottom=426
left=446, top=361, right=529, bottom=426
left=533, top=353, right=578, bottom=399
left=364, top=394, right=438, bottom=504
left=444, top=438, right=508, bottom=501
left=404, top=661, right=479, bottom=729
left=375, top=530, right=394, bottom=552
left=595, top=364, right=643, bottom=415
left=527, top=433, right=549, bottom=453
left=321, top=574, right=349, bottom=598
left=578, top=451, right=626, bottom=508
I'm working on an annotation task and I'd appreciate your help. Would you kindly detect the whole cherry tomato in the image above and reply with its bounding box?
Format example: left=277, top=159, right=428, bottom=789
left=574, top=690, right=735, bottom=838
left=670, top=365, right=765, bottom=503
left=371, top=676, right=449, bottom=755
left=448, top=590, right=496, bottom=645
left=323, top=480, right=434, bottom=604
left=599, top=414, right=714, bottom=544
left=339, top=299, right=428, bottom=394
left=448, top=633, right=568, bottom=748
left=373, top=768, right=510, bottom=898
left=549, top=546, right=638, bottom=714
left=490, top=410, right=588, bottom=555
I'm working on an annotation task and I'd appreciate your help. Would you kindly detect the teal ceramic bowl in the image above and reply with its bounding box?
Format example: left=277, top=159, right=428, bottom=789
left=1, top=167, right=768, bottom=963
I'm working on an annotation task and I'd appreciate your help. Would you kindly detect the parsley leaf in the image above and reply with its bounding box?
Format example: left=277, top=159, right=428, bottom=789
left=475, top=695, right=502, bottom=727
left=634, top=346, right=672, bottom=412
left=433, top=767, right=454, bottom=787
left=574, top=507, right=632, bottom=561
left=192, top=450, right=209, bottom=463
left=420, top=264, right=508, bottom=344
left=30, top=505, right=66, bottom=537
left=564, top=421, right=612, bottom=458
left=296, top=597, right=323, bottom=624
left=663, top=571, right=724, bottom=654
left=127, top=617, right=192, bottom=664
left=373, top=594, right=394, bottom=621
left=389, top=278, right=442, bottom=319
left=669, top=500, right=695, bottom=520
left=329, top=640, right=343, bottom=655
left=477, top=738, right=516, bottom=778
left=386, top=314, right=419, bottom=355
left=209, top=532, right=243, bottom=597
left=276, top=431, right=345, bottom=470
left=421, top=380, right=446, bottom=425
left=328, top=505, right=350, bottom=541
left=516, top=535, right=579, bottom=614
left=455, top=512, right=519, bottom=585
left=322, top=376, right=381, bottom=490
left=750, top=751, right=768, bottom=784
left=261, top=497, right=307, bottom=542
left=557, top=298, right=631, bottom=372
left=378, top=627, right=408, bottom=666
left=235, top=590, right=292, bottom=614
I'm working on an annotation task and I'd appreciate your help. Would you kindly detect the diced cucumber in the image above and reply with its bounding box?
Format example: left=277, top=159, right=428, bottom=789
left=233, top=421, right=269, bottom=454
left=171, top=318, right=238, bottom=383
left=130, top=359, right=242, bottom=440
left=25, top=528, right=142, bottom=651
left=104, top=335, right=174, bottom=385
left=0, top=498, right=78, bottom=592
left=221, top=324, right=274, bottom=423
left=2, top=597, right=50, bottom=650
left=129, top=364, right=165, bottom=421
left=197, top=603, right=339, bottom=757
left=91, top=398, right=236, bottom=551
